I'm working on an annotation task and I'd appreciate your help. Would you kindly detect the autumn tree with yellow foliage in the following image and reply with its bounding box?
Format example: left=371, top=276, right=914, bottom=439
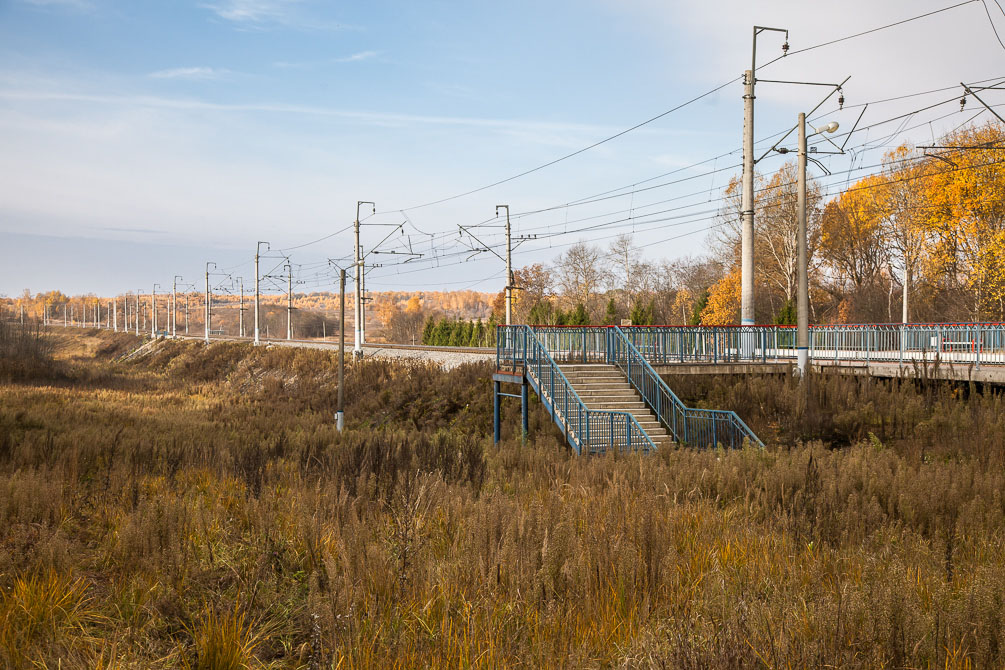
left=919, top=122, right=1005, bottom=320
left=700, top=269, right=741, bottom=325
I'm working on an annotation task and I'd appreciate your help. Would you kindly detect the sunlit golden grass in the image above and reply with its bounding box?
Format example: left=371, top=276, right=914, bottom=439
left=185, top=606, right=266, bottom=670
left=2, top=327, right=1005, bottom=667
left=0, top=571, right=102, bottom=666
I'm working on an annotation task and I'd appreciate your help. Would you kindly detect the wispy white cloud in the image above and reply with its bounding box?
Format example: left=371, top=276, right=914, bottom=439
left=205, top=0, right=292, bottom=24
left=19, top=0, right=93, bottom=11
left=201, top=0, right=351, bottom=32
left=273, top=51, right=380, bottom=69
left=334, top=50, right=379, bottom=63
left=148, top=66, right=229, bottom=80
left=0, top=87, right=688, bottom=139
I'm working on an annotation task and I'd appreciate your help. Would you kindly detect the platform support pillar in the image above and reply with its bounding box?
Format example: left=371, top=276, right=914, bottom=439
left=493, top=380, right=501, bottom=445
left=521, top=377, right=529, bottom=441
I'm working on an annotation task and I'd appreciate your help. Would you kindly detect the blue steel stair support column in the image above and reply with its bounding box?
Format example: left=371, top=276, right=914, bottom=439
left=521, top=378, right=529, bottom=439
left=493, top=380, right=500, bottom=444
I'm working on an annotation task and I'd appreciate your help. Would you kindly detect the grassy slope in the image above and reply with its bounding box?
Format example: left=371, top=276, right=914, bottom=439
left=1, top=329, right=1004, bottom=668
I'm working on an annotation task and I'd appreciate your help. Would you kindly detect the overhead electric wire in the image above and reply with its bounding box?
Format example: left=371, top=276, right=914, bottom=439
left=163, top=5, right=1005, bottom=301
left=276, top=223, right=355, bottom=252
left=833, top=75, right=1005, bottom=110
left=419, top=76, right=1004, bottom=247
left=471, top=99, right=1002, bottom=242
left=377, top=3, right=994, bottom=218
left=311, top=167, right=1005, bottom=290
left=759, top=0, right=985, bottom=71
left=980, top=0, right=1005, bottom=50
left=396, top=147, right=1005, bottom=276
left=382, top=76, right=743, bottom=213
left=246, top=68, right=1005, bottom=295
left=319, top=5, right=1002, bottom=295
left=369, top=79, right=1002, bottom=264
left=364, top=134, right=1005, bottom=287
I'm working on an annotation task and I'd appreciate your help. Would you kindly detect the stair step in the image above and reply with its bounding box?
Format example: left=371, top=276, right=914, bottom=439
left=586, top=402, right=646, bottom=409
left=562, top=369, right=623, bottom=375
left=580, top=395, right=639, bottom=402
left=547, top=362, right=682, bottom=452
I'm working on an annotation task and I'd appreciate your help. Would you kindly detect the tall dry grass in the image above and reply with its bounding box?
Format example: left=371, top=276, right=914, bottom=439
left=667, top=367, right=1005, bottom=461
left=0, top=319, right=56, bottom=381
left=1, top=332, right=1004, bottom=667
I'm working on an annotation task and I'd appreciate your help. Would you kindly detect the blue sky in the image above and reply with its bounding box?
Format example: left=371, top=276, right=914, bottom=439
left=2, top=0, right=1004, bottom=297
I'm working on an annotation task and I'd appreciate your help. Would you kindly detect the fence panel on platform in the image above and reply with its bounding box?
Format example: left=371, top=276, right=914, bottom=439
left=808, top=323, right=1005, bottom=367
left=496, top=324, right=524, bottom=373
left=624, top=325, right=795, bottom=364
left=531, top=326, right=608, bottom=363
left=616, top=323, right=1005, bottom=368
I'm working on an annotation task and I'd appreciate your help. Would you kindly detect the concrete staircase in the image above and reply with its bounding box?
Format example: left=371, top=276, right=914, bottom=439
left=559, top=363, right=673, bottom=450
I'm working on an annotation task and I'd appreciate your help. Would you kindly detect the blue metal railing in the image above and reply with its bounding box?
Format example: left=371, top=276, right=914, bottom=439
left=529, top=326, right=609, bottom=363
left=624, top=325, right=791, bottom=364
left=808, top=323, right=1005, bottom=369
left=622, top=323, right=1005, bottom=370
left=498, top=325, right=656, bottom=455
left=608, top=327, right=763, bottom=449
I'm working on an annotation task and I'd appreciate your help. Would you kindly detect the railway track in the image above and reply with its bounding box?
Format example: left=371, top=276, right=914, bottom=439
left=161, top=331, right=494, bottom=356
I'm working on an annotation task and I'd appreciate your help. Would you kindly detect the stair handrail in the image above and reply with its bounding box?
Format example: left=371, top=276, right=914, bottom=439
left=611, top=326, right=764, bottom=449
left=609, top=326, right=689, bottom=442
left=524, top=325, right=587, bottom=453
left=517, top=325, right=657, bottom=454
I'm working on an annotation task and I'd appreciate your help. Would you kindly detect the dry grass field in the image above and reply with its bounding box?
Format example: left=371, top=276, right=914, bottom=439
left=2, top=323, right=1005, bottom=668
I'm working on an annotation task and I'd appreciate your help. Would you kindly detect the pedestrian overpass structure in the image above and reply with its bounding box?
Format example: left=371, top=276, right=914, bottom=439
left=493, top=323, right=1005, bottom=455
